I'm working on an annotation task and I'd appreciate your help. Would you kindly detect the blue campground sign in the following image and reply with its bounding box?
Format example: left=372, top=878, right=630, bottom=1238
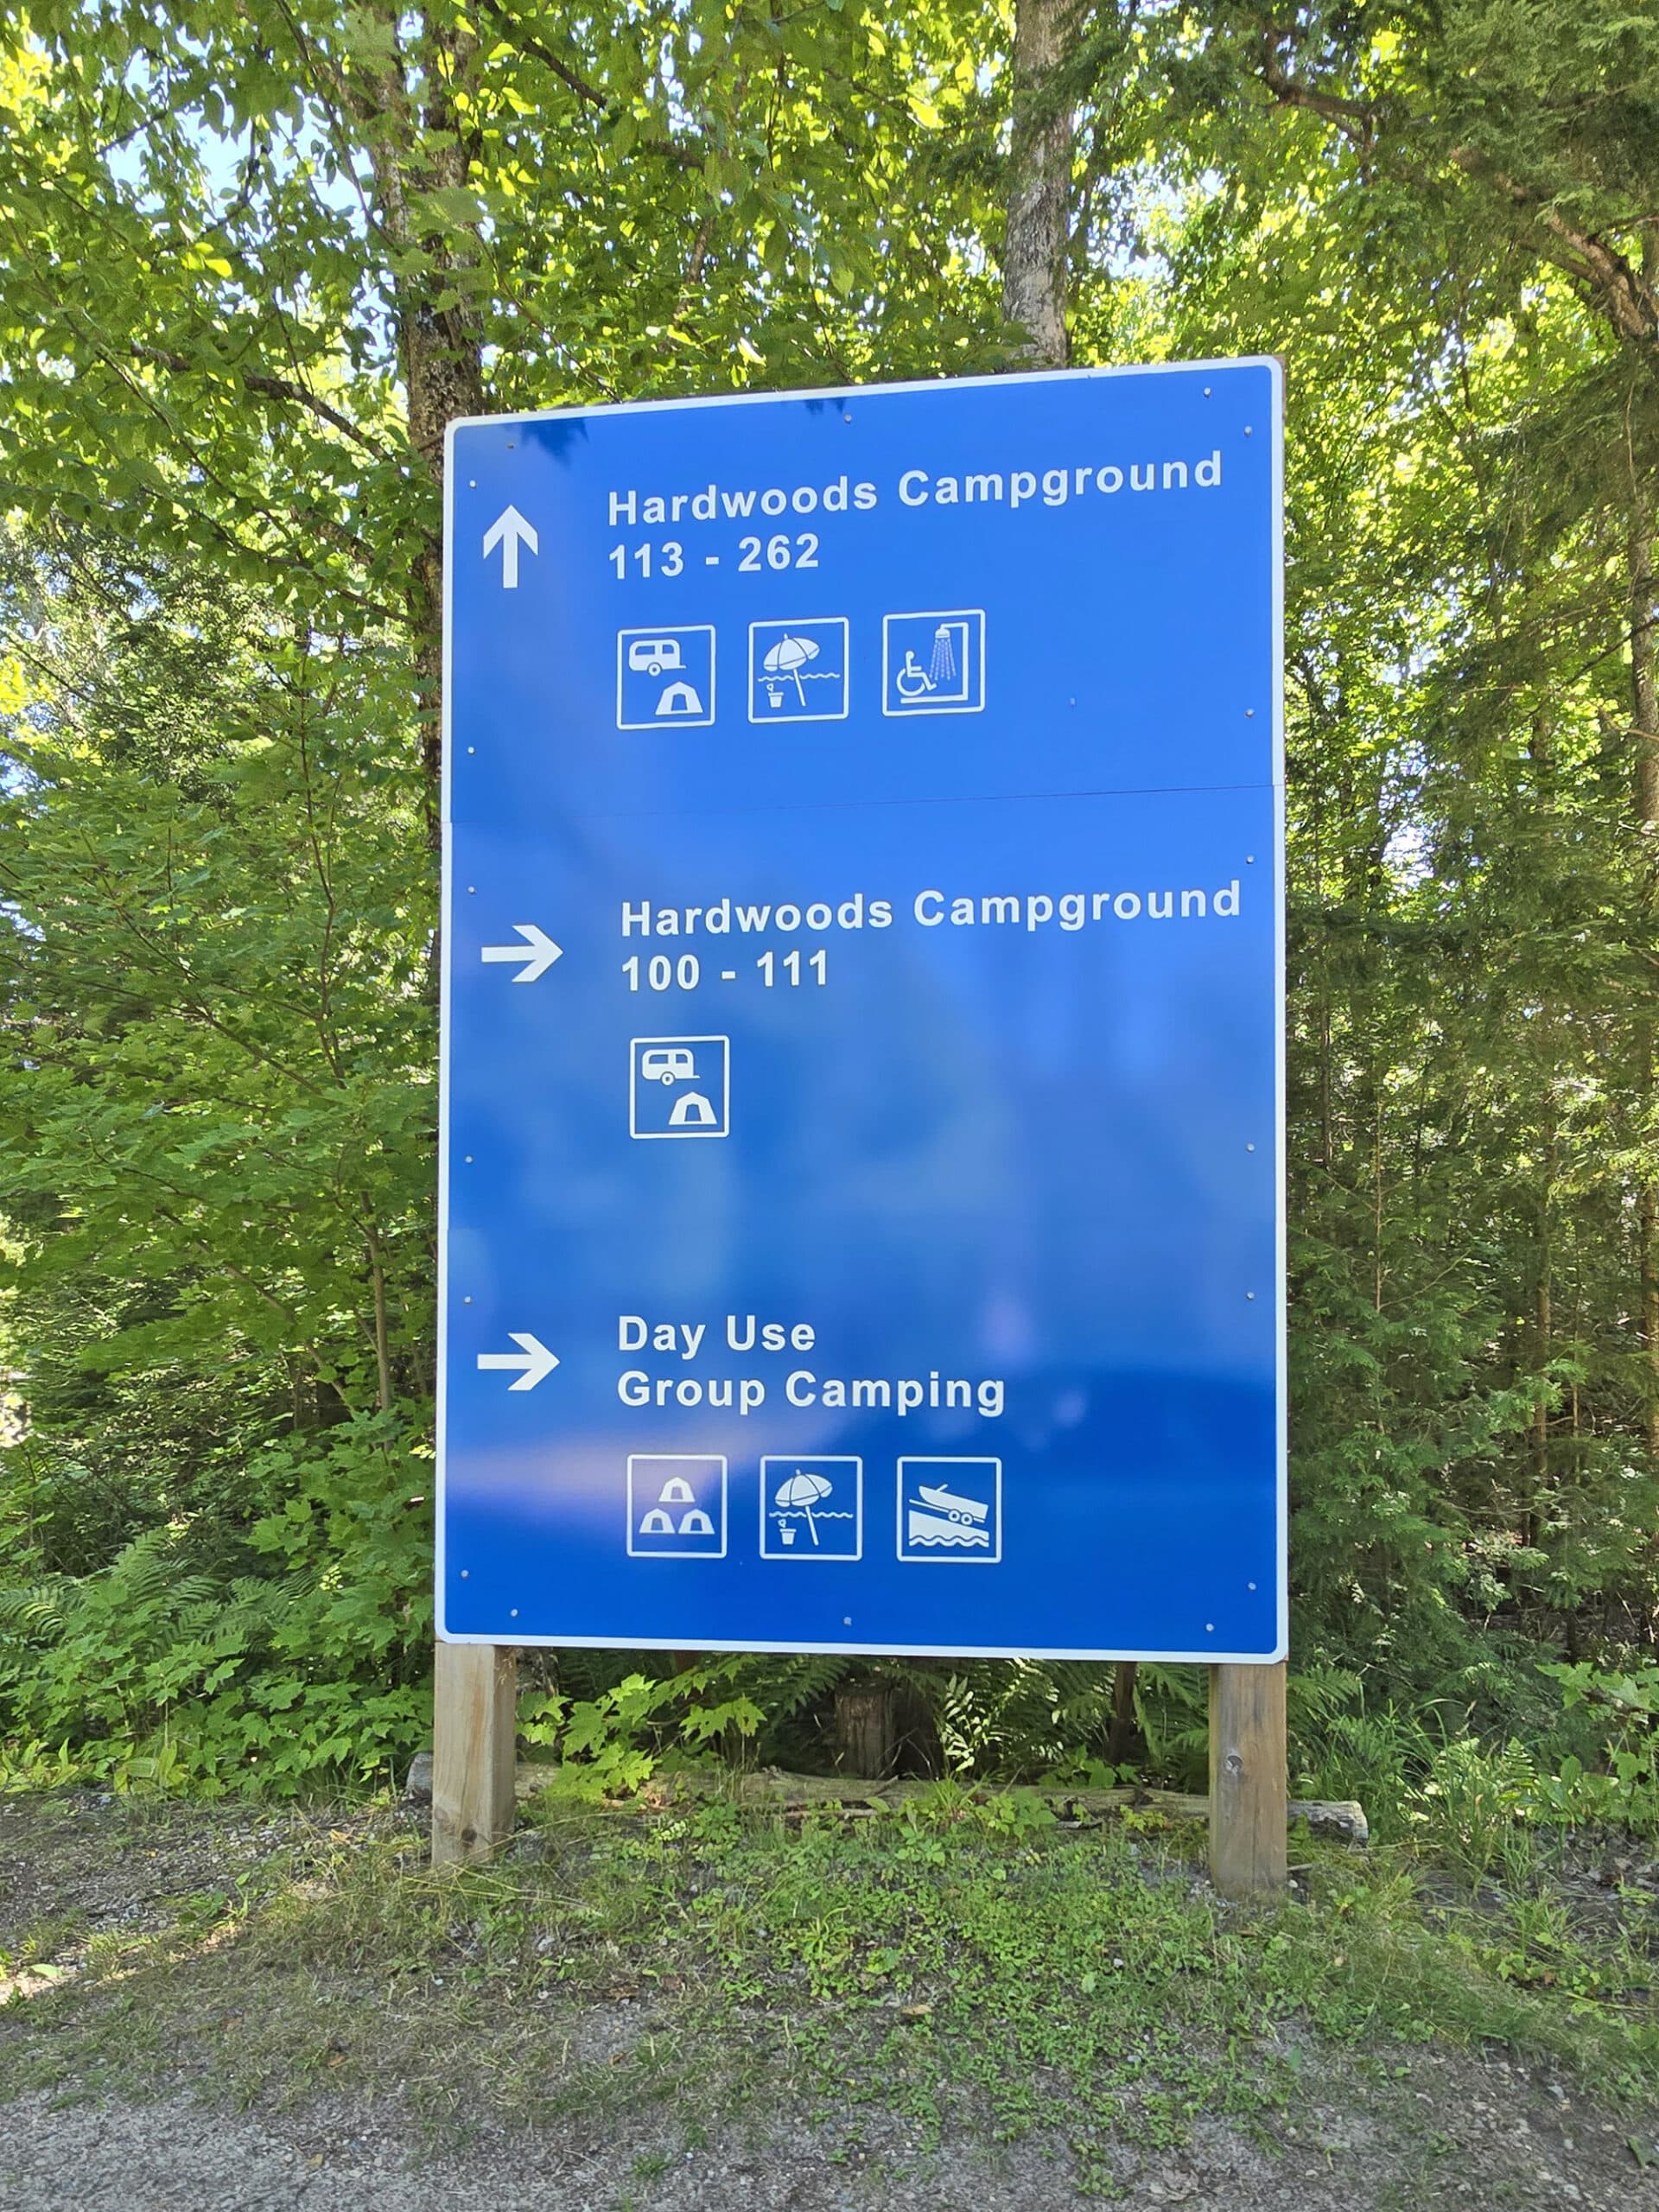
left=438, top=360, right=1285, bottom=1661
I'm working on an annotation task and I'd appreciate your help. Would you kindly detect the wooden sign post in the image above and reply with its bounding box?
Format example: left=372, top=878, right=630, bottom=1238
left=431, top=1640, right=517, bottom=1866
left=1208, top=1659, right=1289, bottom=1895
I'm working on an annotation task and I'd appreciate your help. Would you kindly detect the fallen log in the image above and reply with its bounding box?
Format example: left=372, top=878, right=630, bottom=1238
left=501, top=1760, right=1369, bottom=1846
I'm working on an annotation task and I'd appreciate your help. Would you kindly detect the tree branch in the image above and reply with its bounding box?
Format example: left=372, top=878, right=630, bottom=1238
left=467, top=0, right=704, bottom=169
left=1255, top=35, right=1378, bottom=150
left=128, top=342, right=392, bottom=459
left=1448, top=149, right=1659, bottom=347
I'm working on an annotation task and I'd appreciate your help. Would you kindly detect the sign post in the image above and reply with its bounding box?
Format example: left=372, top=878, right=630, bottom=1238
left=435, top=363, right=1287, bottom=1877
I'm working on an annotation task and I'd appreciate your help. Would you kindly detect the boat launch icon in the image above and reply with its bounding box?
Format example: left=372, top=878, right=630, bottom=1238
left=907, top=1482, right=988, bottom=1547
left=897, top=1458, right=1002, bottom=1563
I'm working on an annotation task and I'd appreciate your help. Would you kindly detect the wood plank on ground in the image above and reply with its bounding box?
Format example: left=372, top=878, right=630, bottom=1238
left=506, top=1759, right=1367, bottom=1846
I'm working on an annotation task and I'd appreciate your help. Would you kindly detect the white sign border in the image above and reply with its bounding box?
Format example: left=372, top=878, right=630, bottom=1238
left=436, top=355, right=1288, bottom=1665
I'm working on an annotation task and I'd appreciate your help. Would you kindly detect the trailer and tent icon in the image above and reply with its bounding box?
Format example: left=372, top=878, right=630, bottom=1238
left=617, top=626, right=715, bottom=727
left=630, top=1036, right=729, bottom=1139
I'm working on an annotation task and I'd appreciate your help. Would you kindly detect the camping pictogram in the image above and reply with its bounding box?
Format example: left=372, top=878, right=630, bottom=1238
left=627, top=1456, right=727, bottom=1557
left=630, top=1036, right=729, bottom=1140
left=617, top=626, right=715, bottom=728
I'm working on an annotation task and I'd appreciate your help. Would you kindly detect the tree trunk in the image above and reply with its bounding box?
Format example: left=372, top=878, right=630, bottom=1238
left=1001, top=0, right=1076, bottom=368
left=357, top=10, right=487, bottom=849
left=1631, top=510, right=1659, bottom=1459
left=835, top=1681, right=898, bottom=1778
left=1529, top=1249, right=1550, bottom=1554
left=364, top=1221, right=392, bottom=1413
left=1108, top=1658, right=1139, bottom=1764
left=1633, top=516, right=1659, bottom=832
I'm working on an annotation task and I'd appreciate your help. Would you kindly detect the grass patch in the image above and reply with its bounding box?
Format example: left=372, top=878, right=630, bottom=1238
left=1, top=1783, right=1656, bottom=2183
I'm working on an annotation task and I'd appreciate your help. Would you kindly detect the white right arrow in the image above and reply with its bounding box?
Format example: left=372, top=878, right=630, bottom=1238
left=480, top=924, right=563, bottom=983
left=481, top=504, right=538, bottom=589
left=476, top=1333, right=560, bottom=1392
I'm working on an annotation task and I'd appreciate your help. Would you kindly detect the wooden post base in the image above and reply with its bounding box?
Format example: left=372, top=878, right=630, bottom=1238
left=432, top=1640, right=518, bottom=1866
left=1208, top=1660, right=1288, bottom=1897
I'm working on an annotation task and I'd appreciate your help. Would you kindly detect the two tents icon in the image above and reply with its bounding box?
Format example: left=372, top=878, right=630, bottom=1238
left=639, top=1472, right=715, bottom=1539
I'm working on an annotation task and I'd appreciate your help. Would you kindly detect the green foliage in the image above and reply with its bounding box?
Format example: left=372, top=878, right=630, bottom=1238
left=1287, top=1659, right=1659, bottom=1855
left=0, top=1415, right=432, bottom=1794
left=518, top=1649, right=859, bottom=1793
left=1541, top=1660, right=1659, bottom=1830
left=4, top=0, right=1659, bottom=1814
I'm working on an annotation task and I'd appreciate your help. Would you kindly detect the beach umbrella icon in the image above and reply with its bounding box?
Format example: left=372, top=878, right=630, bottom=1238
left=773, top=1468, right=833, bottom=1545
left=761, top=632, right=819, bottom=708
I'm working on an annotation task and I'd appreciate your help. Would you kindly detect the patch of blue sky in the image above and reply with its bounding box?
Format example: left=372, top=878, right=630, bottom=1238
left=97, top=48, right=399, bottom=394
left=105, top=49, right=365, bottom=228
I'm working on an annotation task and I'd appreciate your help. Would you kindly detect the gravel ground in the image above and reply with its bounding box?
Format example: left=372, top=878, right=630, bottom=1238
left=3, top=1791, right=1658, bottom=2209
left=4, top=2052, right=1656, bottom=2211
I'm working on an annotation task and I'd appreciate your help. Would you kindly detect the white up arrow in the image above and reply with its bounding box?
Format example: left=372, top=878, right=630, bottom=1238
left=482, top=504, right=537, bottom=588
left=476, top=1333, right=560, bottom=1392
left=480, top=924, right=563, bottom=983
